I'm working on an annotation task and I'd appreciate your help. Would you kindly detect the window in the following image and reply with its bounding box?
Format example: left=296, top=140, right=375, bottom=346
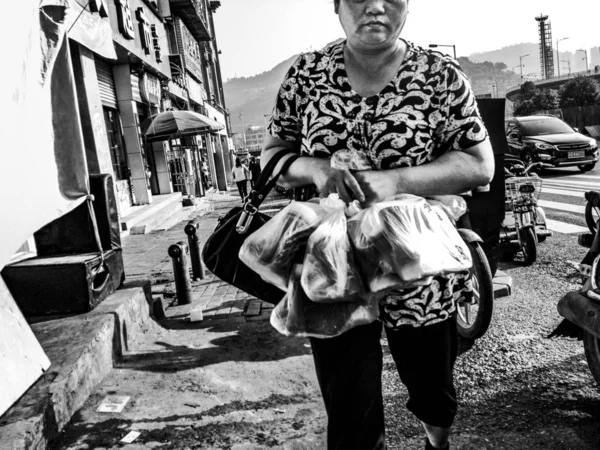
left=103, top=107, right=129, bottom=180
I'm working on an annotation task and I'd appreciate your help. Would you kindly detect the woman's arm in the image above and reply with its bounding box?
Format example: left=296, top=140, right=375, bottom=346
left=354, top=138, right=495, bottom=206
left=261, top=135, right=365, bottom=203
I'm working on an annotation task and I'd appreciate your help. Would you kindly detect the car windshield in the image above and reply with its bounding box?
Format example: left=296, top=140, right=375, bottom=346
left=521, top=118, right=573, bottom=136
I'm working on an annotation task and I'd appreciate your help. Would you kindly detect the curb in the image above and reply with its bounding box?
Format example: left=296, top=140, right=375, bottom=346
left=0, top=281, right=162, bottom=450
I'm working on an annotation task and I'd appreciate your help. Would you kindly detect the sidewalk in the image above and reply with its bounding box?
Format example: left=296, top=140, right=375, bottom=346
left=49, top=190, right=513, bottom=450
left=52, top=191, right=329, bottom=450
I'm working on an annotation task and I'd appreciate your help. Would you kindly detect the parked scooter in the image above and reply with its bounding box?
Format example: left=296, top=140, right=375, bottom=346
left=551, top=191, right=600, bottom=384
left=499, top=156, right=552, bottom=265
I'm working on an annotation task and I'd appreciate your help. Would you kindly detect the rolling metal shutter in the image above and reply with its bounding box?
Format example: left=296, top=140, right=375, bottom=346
left=95, top=59, right=117, bottom=109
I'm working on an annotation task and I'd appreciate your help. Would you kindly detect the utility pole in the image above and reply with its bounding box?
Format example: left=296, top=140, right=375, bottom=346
left=519, top=54, right=530, bottom=85
left=556, top=37, right=569, bottom=77
left=577, top=49, right=589, bottom=73
left=238, top=112, right=246, bottom=152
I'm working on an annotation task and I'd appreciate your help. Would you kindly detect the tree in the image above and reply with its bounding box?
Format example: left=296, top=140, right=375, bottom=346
left=558, top=76, right=600, bottom=108
left=513, top=87, right=559, bottom=116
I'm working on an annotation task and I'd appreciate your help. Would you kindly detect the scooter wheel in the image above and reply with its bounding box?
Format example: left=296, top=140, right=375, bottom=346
left=456, top=241, right=494, bottom=341
left=520, top=228, right=537, bottom=265
left=584, top=330, right=600, bottom=386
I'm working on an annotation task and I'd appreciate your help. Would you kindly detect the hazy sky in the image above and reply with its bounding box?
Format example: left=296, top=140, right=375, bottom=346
left=213, top=0, right=600, bottom=81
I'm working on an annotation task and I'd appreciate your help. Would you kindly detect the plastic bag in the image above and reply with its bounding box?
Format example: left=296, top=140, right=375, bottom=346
left=427, top=195, right=467, bottom=224
left=301, top=194, right=364, bottom=303
left=271, top=264, right=379, bottom=339
left=348, top=211, right=433, bottom=293
left=351, top=194, right=472, bottom=290
left=239, top=201, right=324, bottom=291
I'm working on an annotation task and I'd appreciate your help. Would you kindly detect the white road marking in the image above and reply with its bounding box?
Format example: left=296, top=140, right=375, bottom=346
left=541, top=187, right=586, bottom=198
left=538, top=200, right=585, bottom=214
left=543, top=179, right=599, bottom=188
left=545, top=219, right=588, bottom=234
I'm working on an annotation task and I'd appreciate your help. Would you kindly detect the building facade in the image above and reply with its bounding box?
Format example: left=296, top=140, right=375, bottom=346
left=67, top=0, right=231, bottom=220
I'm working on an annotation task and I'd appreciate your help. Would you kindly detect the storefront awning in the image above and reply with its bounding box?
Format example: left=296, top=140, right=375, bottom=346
left=142, top=110, right=225, bottom=142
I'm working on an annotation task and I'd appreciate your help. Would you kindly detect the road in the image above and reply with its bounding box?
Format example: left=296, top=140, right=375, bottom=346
left=52, top=169, right=600, bottom=450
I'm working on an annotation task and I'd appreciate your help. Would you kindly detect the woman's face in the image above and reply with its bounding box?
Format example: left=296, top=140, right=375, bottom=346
left=336, top=0, right=409, bottom=51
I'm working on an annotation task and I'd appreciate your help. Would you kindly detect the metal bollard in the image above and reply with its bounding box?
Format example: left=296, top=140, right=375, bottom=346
left=184, top=219, right=206, bottom=280
left=168, top=242, right=192, bottom=305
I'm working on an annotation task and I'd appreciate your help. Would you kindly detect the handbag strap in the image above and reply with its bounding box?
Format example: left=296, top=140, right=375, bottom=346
left=245, top=151, right=299, bottom=209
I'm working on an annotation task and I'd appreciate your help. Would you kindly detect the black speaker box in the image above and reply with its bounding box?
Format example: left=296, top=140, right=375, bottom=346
left=1, top=174, right=125, bottom=315
left=2, top=250, right=124, bottom=315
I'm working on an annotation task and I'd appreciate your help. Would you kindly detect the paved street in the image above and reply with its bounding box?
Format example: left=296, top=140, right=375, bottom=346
left=50, top=180, right=600, bottom=450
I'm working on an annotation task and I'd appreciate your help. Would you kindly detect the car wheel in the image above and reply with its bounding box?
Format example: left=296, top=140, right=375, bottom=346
left=579, top=163, right=596, bottom=172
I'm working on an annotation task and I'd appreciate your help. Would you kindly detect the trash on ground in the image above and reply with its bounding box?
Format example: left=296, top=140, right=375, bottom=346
left=97, top=395, right=131, bottom=413
left=273, top=408, right=286, bottom=414
left=190, top=308, right=204, bottom=322
left=120, top=430, right=141, bottom=443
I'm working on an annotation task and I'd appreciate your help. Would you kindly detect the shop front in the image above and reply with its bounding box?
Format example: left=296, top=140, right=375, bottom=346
left=106, top=0, right=172, bottom=207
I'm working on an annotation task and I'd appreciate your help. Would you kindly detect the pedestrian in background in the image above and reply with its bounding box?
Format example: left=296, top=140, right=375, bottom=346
left=232, top=157, right=249, bottom=201
left=261, top=0, right=494, bottom=449
left=249, top=157, right=262, bottom=188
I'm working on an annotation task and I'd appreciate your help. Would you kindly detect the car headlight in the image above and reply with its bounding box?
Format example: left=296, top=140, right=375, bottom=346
left=535, top=143, right=555, bottom=151
left=589, top=138, right=598, bottom=149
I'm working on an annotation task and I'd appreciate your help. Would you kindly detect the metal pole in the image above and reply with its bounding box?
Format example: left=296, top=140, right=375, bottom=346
left=184, top=219, right=206, bottom=280
left=168, top=242, right=192, bottom=305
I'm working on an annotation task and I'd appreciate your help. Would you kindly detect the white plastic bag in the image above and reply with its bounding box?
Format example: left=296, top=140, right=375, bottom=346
left=351, top=194, right=472, bottom=290
left=427, top=195, right=467, bottom=224
left=271, top=264, right=379, bottom=339
left=301, top=194, right=364, bottom=303
left=348, top=211, right=432, bottom=293
left=239, top=201, right=324, bottom=291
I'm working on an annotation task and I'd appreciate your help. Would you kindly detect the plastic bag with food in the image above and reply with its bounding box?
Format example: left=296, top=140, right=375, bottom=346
left=301, top=194, right=364, bottom=303
left=359, top=194, right=472, bottom=285
left=271, top=264, right=379, bottom=339
left=426, top=195, right=468, bottom=224
left=348, top=211, right=433, bottom=293
left=239, top=201, right=324, bottom=291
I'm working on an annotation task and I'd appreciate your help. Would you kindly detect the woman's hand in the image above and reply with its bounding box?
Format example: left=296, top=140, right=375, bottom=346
left=311, top=160, right=365, bottom=204
left=354, top=170, right=398, bottom=207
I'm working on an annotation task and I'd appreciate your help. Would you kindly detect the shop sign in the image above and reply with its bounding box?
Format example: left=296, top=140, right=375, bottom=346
left=151, top=24, right=162, bottom=63
left=168, top=80, right=188, bottom=102
left=180, top=20, right=202, bottom=80
left=136, top=8, right=151, bottom=55
left=187, top=75, right=204, bottom=104
left=115, top=0, right=135, bottom=39
left=140, top=73, right=161, bottom=104
left=89, top=0, right=109, bottom=18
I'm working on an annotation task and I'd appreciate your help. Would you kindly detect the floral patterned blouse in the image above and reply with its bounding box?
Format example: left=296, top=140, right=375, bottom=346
left=268, top=40, right=488, bottom=328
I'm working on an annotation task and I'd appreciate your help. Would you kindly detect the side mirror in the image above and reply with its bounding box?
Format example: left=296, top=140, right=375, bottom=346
left=573, top=127, right=580, bottom=133
left=508, top=133, right=520, bottom=140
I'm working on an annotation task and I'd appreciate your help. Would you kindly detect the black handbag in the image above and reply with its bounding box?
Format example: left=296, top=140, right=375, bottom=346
left=202, top=152, right=300, bottom=304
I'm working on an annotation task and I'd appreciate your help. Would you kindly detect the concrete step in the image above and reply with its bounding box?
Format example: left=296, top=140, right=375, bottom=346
left=0, top=282, right=164, bottom=450
left=128, top=197, right=184, bottom=236
left=150, top=199, right=212, bottom=234
left=120, top=193, right=183, bottom=236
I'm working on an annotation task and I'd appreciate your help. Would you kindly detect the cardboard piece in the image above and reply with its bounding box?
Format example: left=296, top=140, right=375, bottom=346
left=0, top=276, right=51, bottom=417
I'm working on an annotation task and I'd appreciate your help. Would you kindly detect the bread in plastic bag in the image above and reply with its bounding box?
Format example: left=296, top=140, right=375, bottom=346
left=347, top=212, right=433, bottom=292
left=301, top=194, right=364, bottom=303
left=239, top=201, right=324, bottom=291
left=271, top=264, right=379, bottom=339
left=427, top=195, right=467, bottom=224
left=354, top=194, right=472, bottom=288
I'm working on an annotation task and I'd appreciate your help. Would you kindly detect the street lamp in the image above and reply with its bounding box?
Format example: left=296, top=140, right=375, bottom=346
left=518, top=54, right=530, bottom=85
left=556, top=37, right=569, bottom=77
left=577, top=49, right=589, bottom=73
left=561, top=59, right=571, bottom=75
left=429, top=44, right=456, bottom=59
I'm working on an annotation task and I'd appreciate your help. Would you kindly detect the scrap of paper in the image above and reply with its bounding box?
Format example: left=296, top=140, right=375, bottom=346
left=121, top=430, right=141, bottom=443
left=97, top=396, right=131, bottom=413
